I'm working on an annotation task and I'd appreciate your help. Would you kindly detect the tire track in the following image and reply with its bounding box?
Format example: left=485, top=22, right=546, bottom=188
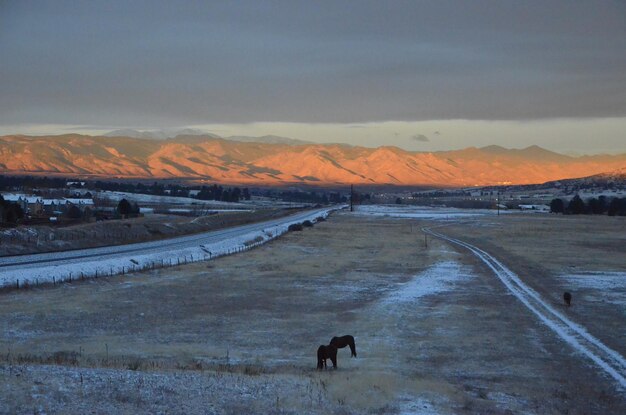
left=424, top=226, right=626, bottom=391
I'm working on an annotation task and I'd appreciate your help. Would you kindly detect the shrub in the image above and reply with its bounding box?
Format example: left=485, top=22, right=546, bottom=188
left=302, top=220, right=313, bottom=227
left=288, top=223, right=303, bottom=231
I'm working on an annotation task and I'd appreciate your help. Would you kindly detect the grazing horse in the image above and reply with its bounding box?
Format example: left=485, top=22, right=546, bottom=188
left=330, top=335, right=357, bottom=358
left=317, top=344, right=337, bottom=370
left=563, top=292, right=572, bottom=307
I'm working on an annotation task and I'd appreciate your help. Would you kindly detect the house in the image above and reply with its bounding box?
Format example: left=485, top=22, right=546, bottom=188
left=519, top=204, right=550, bottom=212
left=1, top=193, right=44, bottom=215
left=64, top=198, right=95, bottom=211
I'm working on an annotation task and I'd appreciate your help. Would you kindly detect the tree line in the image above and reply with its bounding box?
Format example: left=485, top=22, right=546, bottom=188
left=550, top=195, right=626, bottom=216
left=0, top=195, right=25, bottom=224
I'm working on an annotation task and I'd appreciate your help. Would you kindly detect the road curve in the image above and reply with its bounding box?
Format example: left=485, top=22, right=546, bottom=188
left=0, top=207, right=338, bottom=277
left=424, top=226, right=626, bottom=392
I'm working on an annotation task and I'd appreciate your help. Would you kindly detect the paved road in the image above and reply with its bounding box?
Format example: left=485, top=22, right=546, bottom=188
left=0, top=207, right=335, bottom=272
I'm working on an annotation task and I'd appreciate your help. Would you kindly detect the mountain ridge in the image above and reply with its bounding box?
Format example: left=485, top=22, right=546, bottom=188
left=0, top=134, right=624, bottom=186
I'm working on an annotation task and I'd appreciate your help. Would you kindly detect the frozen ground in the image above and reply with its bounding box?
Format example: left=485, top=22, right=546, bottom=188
left=97, top=190, right=249, bottom=207
left=353, top=204, right=504, bottom=220
left=559, top=272, right=626, bottom=307
left=1, top=206, right=625, bottom=413
left=379, top=261, right=473, bottom=306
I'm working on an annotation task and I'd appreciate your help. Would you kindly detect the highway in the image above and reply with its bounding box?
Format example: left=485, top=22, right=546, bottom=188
left=0, top=207, right=337, bottom=283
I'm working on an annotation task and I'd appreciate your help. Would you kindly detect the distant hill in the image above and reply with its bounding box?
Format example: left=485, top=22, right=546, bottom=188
left=0, top=134, right=624, bottom=186
left=540, top=167, right=626, bottom=189
left=105, top=128, right=211, bottom=140
left=224, top=135, right=313, bottom=145
left=105, top=129, right=311, bottom=145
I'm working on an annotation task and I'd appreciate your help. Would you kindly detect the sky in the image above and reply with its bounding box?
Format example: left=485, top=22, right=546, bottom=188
left=1, top=1, right=625, bottom=154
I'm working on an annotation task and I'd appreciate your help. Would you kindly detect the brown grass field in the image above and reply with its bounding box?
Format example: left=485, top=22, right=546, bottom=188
left=1, top=209, right=625, bottom=414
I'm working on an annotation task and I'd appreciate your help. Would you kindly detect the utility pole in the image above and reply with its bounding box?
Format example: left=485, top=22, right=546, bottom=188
left=350, top=184, right=354, bottom=212
left=497, top=191, right=500, bottom=216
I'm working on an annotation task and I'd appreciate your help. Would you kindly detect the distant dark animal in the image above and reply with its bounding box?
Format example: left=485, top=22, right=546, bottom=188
left=564, top=292, right=572, bottom=307
left=330, top=335, right=357, bottom=358
left=317, top=344, right=337, bottom=370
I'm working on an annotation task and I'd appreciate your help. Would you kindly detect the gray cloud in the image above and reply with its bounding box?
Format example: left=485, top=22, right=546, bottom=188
left=1, top=1, right=625, bottom=127
left=411, top=134, right=430, bottom=142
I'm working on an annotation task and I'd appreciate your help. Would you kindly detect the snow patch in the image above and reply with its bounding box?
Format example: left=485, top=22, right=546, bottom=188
left=97, top=190, right=248, bottom=207
left=559, top=272, right=626, bottom=307
left=354, top=205, right=502, bottom=220
left=381, top=261, right=473, bottom=305
left=397, top=397, right=441, bottom=415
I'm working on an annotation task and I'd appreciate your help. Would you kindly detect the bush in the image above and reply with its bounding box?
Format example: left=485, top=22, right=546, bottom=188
left=288, top=223, right=303, bottom=232
left=302, top=220, right=313, bottom=227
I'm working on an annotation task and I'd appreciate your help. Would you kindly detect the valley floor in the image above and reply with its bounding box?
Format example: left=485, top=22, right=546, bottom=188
left=1, top=208, right=625, bottom=414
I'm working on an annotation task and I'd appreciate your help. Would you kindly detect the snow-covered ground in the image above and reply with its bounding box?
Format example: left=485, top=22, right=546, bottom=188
left=353, top=204, right=504, bottom=219
left=578, top=190, right=626, bottom=199
left=96, top=190, right=248, bottom=207
left=380, top=261, right=473, bottom=306
left=559, top=272, right=626, bottom=307
left=426, top=227, right=626, bottom=390
left=0, top=207, right=341, bottom=289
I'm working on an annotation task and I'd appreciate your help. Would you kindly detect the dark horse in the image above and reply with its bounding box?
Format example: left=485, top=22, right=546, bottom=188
left=564, top=292, right=572, bottom=307
left=317, top=344, right=337, bottom=370
left=330, top=335, right=357, bottom=358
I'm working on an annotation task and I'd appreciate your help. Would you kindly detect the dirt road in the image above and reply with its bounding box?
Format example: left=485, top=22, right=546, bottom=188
left=1, top=208, right=624, bottom=414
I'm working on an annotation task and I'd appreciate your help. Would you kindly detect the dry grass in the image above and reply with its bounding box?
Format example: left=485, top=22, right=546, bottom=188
left=1, top=211, right=625, bottom=413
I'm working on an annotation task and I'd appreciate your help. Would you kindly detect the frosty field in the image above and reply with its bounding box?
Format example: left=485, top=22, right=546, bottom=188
left=1, top=206, right=625, bottom=414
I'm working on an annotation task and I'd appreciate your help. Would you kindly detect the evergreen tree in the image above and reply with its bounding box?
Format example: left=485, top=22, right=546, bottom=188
left=567, top=195, right=585, bottom=214
left=550, top=198, right=564, bottom=213
left=117, top=198, right=132, bottom=215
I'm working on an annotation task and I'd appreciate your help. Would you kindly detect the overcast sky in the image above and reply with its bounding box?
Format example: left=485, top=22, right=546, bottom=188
left=1, top=1, right=625, bottom=153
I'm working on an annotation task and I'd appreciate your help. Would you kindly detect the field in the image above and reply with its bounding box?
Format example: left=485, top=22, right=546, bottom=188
left=1, top=207, right=625, bottom=414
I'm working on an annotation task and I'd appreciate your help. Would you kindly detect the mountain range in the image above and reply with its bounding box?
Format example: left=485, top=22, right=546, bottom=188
left=105, top=129, right=312, bottom=145
left=0, top=134, right=624, bottom=187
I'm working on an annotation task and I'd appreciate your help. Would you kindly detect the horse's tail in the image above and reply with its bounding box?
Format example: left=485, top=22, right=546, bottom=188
left=349, top=339, right=357, bottom=357
left=317, top=345, right=325, bottom=369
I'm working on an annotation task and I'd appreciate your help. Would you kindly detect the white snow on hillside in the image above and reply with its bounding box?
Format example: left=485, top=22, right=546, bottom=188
left=96, top=191, right=248, bottom=207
